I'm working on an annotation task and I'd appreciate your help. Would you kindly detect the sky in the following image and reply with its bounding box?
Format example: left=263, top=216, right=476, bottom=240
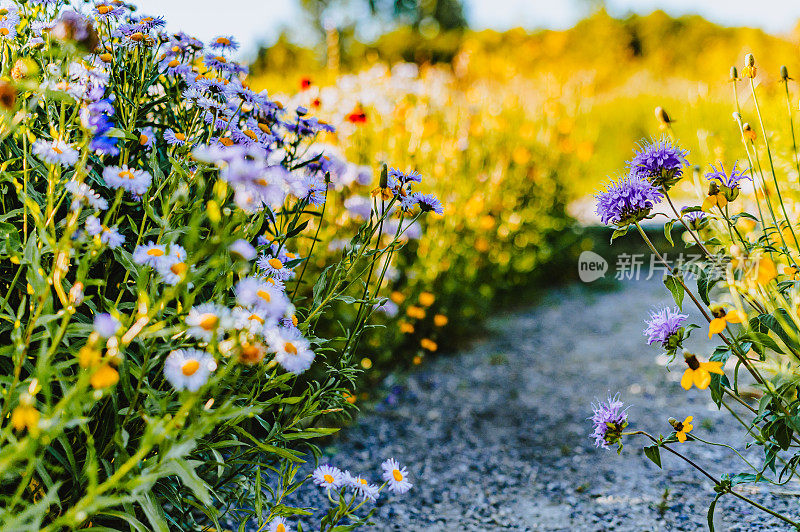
left=131, top=0, right=800, bottom=58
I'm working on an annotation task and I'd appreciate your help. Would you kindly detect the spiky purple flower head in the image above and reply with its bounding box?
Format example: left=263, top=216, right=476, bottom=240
left=643, top=307, right=688, bottom=347
left=595, top=176, right=663, bottom=227
left=590, top=394, right=628, bottom=450
left=706, top=161, right=749, bottom=190
left=627, top=138, right=689, bottom=190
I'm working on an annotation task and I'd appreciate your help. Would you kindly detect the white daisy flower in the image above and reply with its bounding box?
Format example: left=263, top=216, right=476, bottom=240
left=231, top=307, right=275, bottom=334
left=256, top=254, right=295, bottom=281
left=156, top=255, right=190, bottom=285
left=103, top=165, right=152, bottom=196
left=33, top=139, right=79, bottom=167
left=229, top=239, right=256, bottom=261
left=235, top=277, right=291, bottom=319
left=163, top=349, right=216, bottom=392
left=266, top=327, right=314, bottom=374
left=64, top=180, right=108, bottom=211
left=343, top=471, right=380, bottom=502
left=185, top=303, right=230, bottom=341
left=133, top=241, right=167, bottom=267
left=266, top=517, right=291, bottom=532
left=311, top=465, right=344, bottom=490
left=381, top=458, right=412, bottom=494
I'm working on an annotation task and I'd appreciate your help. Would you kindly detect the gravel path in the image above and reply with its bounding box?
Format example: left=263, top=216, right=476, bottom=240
left=294, top=279, right=800, bottom=531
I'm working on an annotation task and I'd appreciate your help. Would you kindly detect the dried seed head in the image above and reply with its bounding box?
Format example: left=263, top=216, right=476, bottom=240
left=0, top=80, right=16, bottom=111
left=729, top=66, right=738, bottom=81
left=745, top=53, right=755, bottom=67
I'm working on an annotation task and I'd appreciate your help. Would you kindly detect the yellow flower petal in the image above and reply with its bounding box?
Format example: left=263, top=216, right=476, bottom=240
left=709, top=318, right=727, bottom=338
left=693, top=368, right=712, bottom=390
left=701, top=361, right=725, bottom=375
left=680, top=368, right=694, bottom=390
left=684, top=423, right=693, bottom=433
left=677, top=431, right=687, bottom=443
left=724, top=310, right=747, bottom=324
left=702, top=196, right=717, bottom=212
left=684, top=416, right=693, bottom=425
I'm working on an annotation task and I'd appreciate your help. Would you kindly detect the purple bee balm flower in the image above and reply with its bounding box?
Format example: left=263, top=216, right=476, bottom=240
left=594, top=176, right=663, bottom=227
left=627, top=138, right=689, bottom=189
left=706, top=161, right=750, bottom=189
left=643, top=307, right=688, bottom=347
left=590, top=394, right=628, bottom=450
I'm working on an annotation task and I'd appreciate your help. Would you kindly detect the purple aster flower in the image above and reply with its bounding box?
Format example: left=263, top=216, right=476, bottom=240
left=590, top=394, right=628, bottom=450
left=229, top=239, right=256, bottom=261
left=101, top=225, right=125, bottom=248
left=643, top=307, right=688, bottom=347
left=594, top=176, right=663, bottom=227
left=164, top=129, right=188, bottom=146
left=210, top=35, right=240, bottom=52
left=627, top=138, right=688, bottom=190
left=706, top=161, right=750, bottom=190
left=413, top=193, right=443, bottom=215
left=681, top=208, right=706, bottom=230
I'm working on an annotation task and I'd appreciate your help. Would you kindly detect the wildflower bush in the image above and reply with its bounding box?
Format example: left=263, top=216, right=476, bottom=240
left=594, top=55, right=800, bottom=528
left=252, top=64, right=576, bottom=383
left=0, top=2, right=436, bottom=530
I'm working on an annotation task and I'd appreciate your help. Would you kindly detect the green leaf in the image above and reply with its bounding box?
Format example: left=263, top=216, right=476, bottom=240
left=610, top=225, right=628, bottom=243
left=664, top=274, right=684, bottom=310
left=0, top=221, right=21, bottom=258
left=643, top=445, right=662, bottom=468
left=664, top=219, right=675, bottom=247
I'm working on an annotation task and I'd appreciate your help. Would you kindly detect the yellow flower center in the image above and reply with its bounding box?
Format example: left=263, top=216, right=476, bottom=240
left=170, top=262, right=188, bottom=276
left=174, top=132, right=186, bottom=141
left=268, top=258, right=283, bottom=269
left=199, top=314, right=218, bottom=330
left=243, top=129, right=258, bottom=140
left=392, top=469, right=403, bottom=481
left=139, top=133, right=149, bottom=145
left=256, top=289, right=271, bottom=302
left=146, top=248, right=164, bottom=256
left=216, top=37, right=231, bottom=45
left=181, top=359, right=200, bottom=376
left=52, top=146, right=63, bottom=154
left=323, top=474, right=334, bottom=483
left=359, top=479, right=367, bottom=485
left=129, top=32, right=145, bottom=42
left=97, top=5, right=112, bottom=14
left=249, top=313, right=265, bottom=324
left=219, top=137, right=233, bottom=146
left=276, top=525, right=285, bottom=532
left=119, top=170, right=134, bottom=179
left=168, top=59, right=179, bottom=68
left=284, top=342, right=297, bottom=355
left=214, top=55, right=226, bottom=63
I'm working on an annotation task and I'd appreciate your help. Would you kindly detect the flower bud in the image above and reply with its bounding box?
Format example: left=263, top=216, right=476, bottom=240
left=781, top=65, right=790, bottom=80
left=745, top=53, right=755, bottom=67
left=729, top=66, right=738, bottom=81
left=655, top=106, right=671, bottom=125
left=742, top=54, right=757, bottom=78
left=51, top=11, right=100, bottom=52
left=743, top=122, right=756, bottom=141
left=69, top=282, right=84, bottom=305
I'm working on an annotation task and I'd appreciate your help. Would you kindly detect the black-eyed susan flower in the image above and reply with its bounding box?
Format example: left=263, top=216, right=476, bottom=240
left=164, top=349, right=217, bottom=392
left=681, top=351, right=724, bottom=390
left=670, top=416, right=694, bottom=443
left=708, top=306, right=747, bottom=338
left=381, top=458, right=413, bottom=494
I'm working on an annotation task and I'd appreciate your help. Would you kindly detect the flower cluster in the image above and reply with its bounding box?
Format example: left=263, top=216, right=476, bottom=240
left=594, top=176, right=663, bottom=227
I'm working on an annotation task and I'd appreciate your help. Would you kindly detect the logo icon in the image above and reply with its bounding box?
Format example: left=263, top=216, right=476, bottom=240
left=578, top=250, right=608, bottom=283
